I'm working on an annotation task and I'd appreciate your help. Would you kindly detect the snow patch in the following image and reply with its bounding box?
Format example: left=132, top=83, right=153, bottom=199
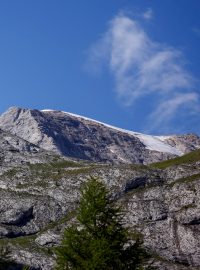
left=41, top=109, right=183, bottom=156
left=133, top=133, right=183, bottom=155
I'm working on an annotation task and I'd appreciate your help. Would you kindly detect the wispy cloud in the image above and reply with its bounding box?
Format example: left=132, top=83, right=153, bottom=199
left=192, top=27, right=200, bottom=37
left=147, top=93, right=200, bottom=132
left=88, top=12, right=199, bottom=133
left=142, top=8, right=154, bottom=20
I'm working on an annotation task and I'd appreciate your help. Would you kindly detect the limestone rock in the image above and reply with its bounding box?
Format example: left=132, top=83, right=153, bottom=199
left=0, top=107, right=200, bottom=269
left=1, top=107, right=200, bottom=164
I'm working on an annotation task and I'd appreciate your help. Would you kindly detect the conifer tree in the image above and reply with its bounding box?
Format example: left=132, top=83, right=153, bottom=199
left=55, top=177, right=150, bottom=270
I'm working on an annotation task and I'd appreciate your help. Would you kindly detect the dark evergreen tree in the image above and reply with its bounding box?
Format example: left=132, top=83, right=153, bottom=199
left=55, top=177, right=151, bottom=270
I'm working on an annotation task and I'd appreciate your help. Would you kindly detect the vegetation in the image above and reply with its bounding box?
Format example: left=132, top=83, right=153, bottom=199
left=0, top=247, right=12, bottom=269
left=55, top=177, right=152, bottom=270
left=0, top=246, right=30, bottom=270
left=150, top=149, right=200, bottom=169
left=168, top=173, right=200, bottom=187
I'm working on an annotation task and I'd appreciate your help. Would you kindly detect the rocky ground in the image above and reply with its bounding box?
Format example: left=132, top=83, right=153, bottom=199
left=0, top=129, right=200, bottom=269
left=1, top=107, right=200, bottom=269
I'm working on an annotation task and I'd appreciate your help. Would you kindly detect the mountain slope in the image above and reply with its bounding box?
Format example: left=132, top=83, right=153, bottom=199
left=0, top=107, right=200, bottom=164
left=0, top=127, right=59, bottom=168
left=151, top=148, right=200, bottom=169
left=0, top=144, right=200, bottom=269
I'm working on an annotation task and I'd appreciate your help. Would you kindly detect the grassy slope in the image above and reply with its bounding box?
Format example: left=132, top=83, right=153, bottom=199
left=2, top=149, right=200, bottom=267
left=150, top=149, right=200, bottom=169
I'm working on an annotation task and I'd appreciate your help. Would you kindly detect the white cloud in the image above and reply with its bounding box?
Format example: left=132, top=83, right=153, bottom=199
left=147, top=93, right=200, bottom=132
left=142, top=8, right=154, bottom=20
left=88, top=13, right=199, bottom=133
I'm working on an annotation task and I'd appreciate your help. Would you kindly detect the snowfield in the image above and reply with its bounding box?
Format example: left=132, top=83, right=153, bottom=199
left=41, top=109, right=183, bottom=156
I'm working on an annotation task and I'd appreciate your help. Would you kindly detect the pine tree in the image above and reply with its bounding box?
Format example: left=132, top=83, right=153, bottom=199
left=55, top=177, right=150, bottom=270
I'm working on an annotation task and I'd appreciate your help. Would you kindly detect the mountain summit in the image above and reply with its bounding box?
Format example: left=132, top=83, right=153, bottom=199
left=0, top=107, right=200, bottom=269
left=0, top=107, right=200, bottom=164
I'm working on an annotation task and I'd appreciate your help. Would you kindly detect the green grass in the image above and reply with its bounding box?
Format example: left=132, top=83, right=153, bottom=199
left=0, top=235, right=36, bottom=251
left=1, top=160, right=96, bottom=192
left=123, top=172, right=200, bottom=200
left=168, top=173, right=200, bottom=187
left=150, top=149, right=200, bottom=169
left=1, top=168, right=20, bottom=178
left=27, top=160, right=92, bottom=182
left=0, top=234, right=53, bottom=256
left=29, top=159, right=82, bottom=171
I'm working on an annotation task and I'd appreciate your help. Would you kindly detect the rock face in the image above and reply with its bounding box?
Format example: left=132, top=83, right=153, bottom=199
left=0, top=128, right=60, bottom=169
left=0, top=145, right=199, bottom=269
left=0, top=107, right=200, bottom=269
left=1, top=107, right=200, bottom=164
left=162, top=134, right=200, bottom=154
left=124, top=165, right=200, bottom=269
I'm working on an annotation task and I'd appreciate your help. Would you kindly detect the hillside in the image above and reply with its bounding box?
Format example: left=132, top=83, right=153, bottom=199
left=151, top=148, right=200, bottom=169
left=0, top=142, right=200, bottom=269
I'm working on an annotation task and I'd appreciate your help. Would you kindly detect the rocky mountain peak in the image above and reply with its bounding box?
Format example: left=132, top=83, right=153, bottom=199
left=0, top=107, right=200, bottom=269
left=0, top=106, right=200, bottom=164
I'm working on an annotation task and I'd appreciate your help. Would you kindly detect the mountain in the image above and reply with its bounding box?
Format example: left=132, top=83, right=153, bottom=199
left=0, top=139, right=199, bottom=269
left=0, top=127, right=61, bottom=168
left=0, top=106, right=200, bottom=269
left=0, top=106, right=200, bottom=164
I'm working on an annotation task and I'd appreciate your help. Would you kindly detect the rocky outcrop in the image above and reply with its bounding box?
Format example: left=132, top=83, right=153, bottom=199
left=0, top=107, right=200, bottom=269
left=124, top=171, right=200, bottom=268
left=0, top=147, right=199, bottom=269
left=162, top=134, right=200, bottom=154
left=0, top=128, right=63, bottom=169
left=1, top=107, right=200, bottom=164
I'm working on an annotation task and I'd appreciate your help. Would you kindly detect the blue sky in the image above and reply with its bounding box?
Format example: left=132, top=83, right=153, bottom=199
left=0, top=0, right=200, bottom=135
